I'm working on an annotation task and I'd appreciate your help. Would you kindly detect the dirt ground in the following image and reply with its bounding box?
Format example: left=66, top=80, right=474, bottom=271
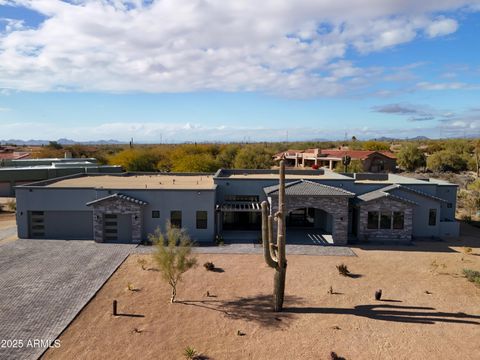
left=44, top=224, right=480, bottom=360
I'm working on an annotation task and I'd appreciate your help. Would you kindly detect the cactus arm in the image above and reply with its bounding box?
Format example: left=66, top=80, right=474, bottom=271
left=261, top=201, right=278, bottom=268
left=268, top=214, right=278, bottom=262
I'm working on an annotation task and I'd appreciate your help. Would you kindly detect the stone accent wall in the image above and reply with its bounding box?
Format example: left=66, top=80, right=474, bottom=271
left=269, top=195, right=351, bottom=245
left=357, top=197, right=413, bottom=242
left=90, top=198, right=143, bottom=243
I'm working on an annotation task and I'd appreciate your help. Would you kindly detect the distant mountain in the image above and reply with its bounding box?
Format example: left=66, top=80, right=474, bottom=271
left=0, top=139, right=124, bottom=146
left=372, top=136, right=431, bottom=142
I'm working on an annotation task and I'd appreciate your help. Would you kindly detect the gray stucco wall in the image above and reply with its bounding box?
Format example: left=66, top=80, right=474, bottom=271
left=388, top=188, right=441, bottom=238
left=16, top=187, right=216, bottom=242
left=435, top=185, right=457, bottom=221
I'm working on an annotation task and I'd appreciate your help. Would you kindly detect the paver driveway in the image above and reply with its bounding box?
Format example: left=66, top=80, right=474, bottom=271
left=0, top=239, right=135, bottom=360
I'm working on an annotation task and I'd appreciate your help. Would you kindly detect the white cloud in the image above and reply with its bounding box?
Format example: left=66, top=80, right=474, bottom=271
left=416, top=81, right=478, bottom=90
left=0, top=0, right=476, bottom=96
left=426, top=17, right=458, bottom=37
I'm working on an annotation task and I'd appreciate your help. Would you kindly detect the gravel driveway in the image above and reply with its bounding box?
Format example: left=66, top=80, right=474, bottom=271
left=0, top=239, right=135, bottom=360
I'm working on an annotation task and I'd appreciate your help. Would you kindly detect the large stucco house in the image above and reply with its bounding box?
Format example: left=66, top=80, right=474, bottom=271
left=274, top=148, right=397, bottom=172
left=15, top=168, right=459, bottom=245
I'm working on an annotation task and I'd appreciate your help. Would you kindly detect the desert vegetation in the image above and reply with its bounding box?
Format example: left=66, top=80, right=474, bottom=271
left=150, top=223, right=197, bottom=303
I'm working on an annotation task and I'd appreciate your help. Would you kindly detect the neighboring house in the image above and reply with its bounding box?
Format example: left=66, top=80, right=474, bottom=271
left=0, top=146, right=31, bottom=166
left=0, top=158, right=122, bottom=197
left=15, top=168, right=459, bottom=245
left=273, top=148, right=397, bottom=172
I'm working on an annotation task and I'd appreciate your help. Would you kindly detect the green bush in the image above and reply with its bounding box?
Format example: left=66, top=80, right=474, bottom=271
left=397, top=143, right=426, bottom=171
left=463, top=269, right=480, bottom=286
left=427, top=150, right=469, bottom=172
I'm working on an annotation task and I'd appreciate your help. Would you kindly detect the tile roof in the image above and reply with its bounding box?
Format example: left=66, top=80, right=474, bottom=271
left=356, top=188, right=417, bottom=205
left=86, top=193, right=148, bottom=206
left=380, top=184, right=447, bottom=203
left=264, top=180, right=355, bottom=196
left=320, top=149, right=396, bottom=159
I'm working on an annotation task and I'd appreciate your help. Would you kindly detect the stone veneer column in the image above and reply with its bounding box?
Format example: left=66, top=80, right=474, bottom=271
left=93, top=210, right=103, bottom=243
left=131, top=211, right=142, bottom=243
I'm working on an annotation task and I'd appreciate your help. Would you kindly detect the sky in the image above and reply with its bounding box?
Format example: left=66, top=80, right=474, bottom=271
left=0, top=0, right=479, bottom=143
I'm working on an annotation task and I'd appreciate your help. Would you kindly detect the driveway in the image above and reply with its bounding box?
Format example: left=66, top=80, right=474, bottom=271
left=0, top=239, right=135, bottom=360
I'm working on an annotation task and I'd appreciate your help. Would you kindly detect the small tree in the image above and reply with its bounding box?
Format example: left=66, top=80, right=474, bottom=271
left=150, top=223, right=197, bottom=303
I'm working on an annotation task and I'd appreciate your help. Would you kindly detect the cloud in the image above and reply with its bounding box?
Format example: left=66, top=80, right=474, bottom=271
left=425, top=17, right=458, bottom=37
left=0, top=0, right=475, bottom=96
left=416, top=81, right=478, bottom=90
left=371, top=102, right=464, bottom=122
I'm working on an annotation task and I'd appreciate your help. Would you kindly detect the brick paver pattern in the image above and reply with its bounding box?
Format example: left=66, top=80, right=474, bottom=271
left=0, top=240, right=135, bottom=360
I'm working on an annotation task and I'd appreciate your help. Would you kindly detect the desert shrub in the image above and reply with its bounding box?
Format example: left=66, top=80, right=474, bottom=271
left=463, top=269, right=480, bottom=286
left=334, top=159, right=363, bottom=173
left=336, top=263, right=350, bottom=276
left=427, top=150, right=469, bottom=172
left=6, top=199, right=16, bottom=212
left=183, top=346, right=198, bottom=360
left=215, top=235, right=224, bottom=246
left=397, top=143, right=426, bottom=171
left=137, top=258, right=147, bottom=270
left=203, top=262, right=215, bottom=271
left=233, top=144, right=274, bottom=169
left=362, top=141, right=390, bottom=151
left=150, top=223, right=197, bottom=303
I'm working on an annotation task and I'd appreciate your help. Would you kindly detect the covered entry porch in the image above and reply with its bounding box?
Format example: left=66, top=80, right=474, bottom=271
left=265, top=180, right=355, bottom=245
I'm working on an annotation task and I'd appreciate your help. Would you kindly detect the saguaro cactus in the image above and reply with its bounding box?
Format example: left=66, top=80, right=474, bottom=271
left=261, top=160, right=287, bottom=312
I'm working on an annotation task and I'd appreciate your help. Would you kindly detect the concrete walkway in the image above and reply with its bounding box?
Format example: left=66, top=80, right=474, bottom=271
left=136, top=243, right=356, bottom=256
left=0, top=239, right=135, bottom=360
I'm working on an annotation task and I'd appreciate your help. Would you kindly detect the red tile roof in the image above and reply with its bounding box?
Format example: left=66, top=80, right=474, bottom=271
left=321, top=149, right=396, bottom=159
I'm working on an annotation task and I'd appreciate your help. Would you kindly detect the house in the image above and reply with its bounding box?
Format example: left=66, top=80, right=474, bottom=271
left=15, top=168, right=459, bottom=245
left=0, top=146, right=31, bottom=165
left=0, top=158, right=122, bottom=197
left=273, top=148, right=397, bottom=172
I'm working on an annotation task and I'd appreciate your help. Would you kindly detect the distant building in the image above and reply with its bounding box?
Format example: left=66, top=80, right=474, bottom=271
left=15, top=168, right=459, bottom=244
left=273, top=148, right=397, bottom=172
left=0, top=146, right=31, bottom=165
left=0, top=158, right=122, bottom=196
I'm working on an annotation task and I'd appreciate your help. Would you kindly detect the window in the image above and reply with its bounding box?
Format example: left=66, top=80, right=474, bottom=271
left=428, top=209, right=437, bottom=226
left=393, top=212, right=404, bottom=229
left=380, top=211, right=392, bottom=229
left=196, top=211, right=208, bottom=229
left=170, top=211, right=182, bottom=228
left=152, top=210, right=160, bottom=219
left=367, top=211, right=379, bottom=229
left=447, top=203, right=453, bottom=209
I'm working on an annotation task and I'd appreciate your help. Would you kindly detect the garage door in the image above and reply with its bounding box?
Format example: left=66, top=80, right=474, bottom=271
left=30, top=211, right=93, bottom=239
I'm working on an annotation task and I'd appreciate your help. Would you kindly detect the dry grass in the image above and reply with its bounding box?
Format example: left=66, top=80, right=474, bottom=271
left=43, top=226, right=480, bottom=360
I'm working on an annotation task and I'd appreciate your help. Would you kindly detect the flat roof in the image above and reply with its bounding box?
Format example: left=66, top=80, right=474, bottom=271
left=216, top=168, right=352, bottom=180
left=355, top=173, right=457, bottom=186
left=45, top=174, right=216, bottom=190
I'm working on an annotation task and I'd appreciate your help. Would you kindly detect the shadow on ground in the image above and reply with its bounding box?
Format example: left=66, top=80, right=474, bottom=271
left=181, top=294, right=480, bottom=327
left=180, top=295, right=304, bottom=328
left=285, top=304, right=480, bottom=325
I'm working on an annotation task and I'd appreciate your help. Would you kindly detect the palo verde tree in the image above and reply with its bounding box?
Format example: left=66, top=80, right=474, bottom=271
left=261, top=160, right=287, bottom=311
left=150, top=223, right=197, bottom=303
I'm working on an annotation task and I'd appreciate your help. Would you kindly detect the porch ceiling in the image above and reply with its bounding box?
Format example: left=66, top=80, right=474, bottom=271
left=219, top=202, right=262, bottom=212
